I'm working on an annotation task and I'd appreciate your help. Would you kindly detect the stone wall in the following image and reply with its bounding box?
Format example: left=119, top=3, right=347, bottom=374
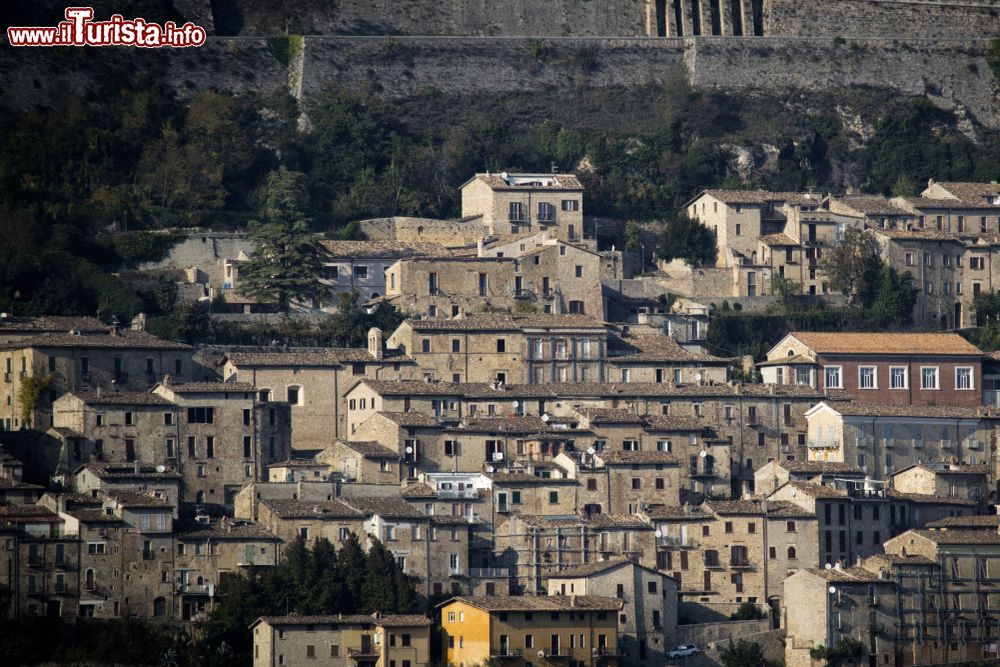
left=211, top=0, right=651, bottom=37
left=297, top=36, right=997, bottom=127
left=677, top=617, right=770, bottom=644
left=767, top=0, right=1000, bottom=39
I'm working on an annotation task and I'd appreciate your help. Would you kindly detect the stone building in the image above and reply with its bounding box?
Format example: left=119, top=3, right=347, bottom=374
left=889, top=463, right=989, bottom=505
left=783, top=565, right=899, bottom=667
left=643, top=499, right=819, bottom=613
left=318, top=239, right=455, bottom=303
left=479, top=231, right=607, bottom=317
left=493, top=513, right=654, bottom=595
left=0, top=328, right=194, bottom=431
left=554, top=450, right=683, bottom=514
left=753, top=459, right=866, bottom=496
left=460, top=172, right=585, bottom=243
left=440, top=595, right=622, bottom=667
left=147, top=380, right=291, bottom=510
left=251, top=613, right=432, bottom=667
left=173, top=517, right=280, bottom=621
left=545, top=558, right=678, bottom=665
left=804, top=401, right=997, bottom=478
left=329, top=440, right=401, bottom=484
left=72, top=463, right=183, bottom=517
left=0, top=315, right=108, bottom=345
left=221, top=339, right=418, bottom=445
left=382, top=256, right=519, bottom=318
left=761, top=331, right=984, bottom=408
left=255, top=495, right=474, bottom=600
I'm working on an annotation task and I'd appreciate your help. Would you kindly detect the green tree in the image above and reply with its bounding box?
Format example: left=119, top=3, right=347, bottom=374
left=16, top=373, right=55, bottom=428
left=720, top=639, right=775, bottom=667
left=338, top=532, right=367, bottom=612
left=890, top=174, right=916, bottom=197
left=770, top=273, right=803, bottom=312
left=624, top=220, right=642, bottom=252
left=320, top=290, right=406, bottom=347
left=729, top=601, right=767, bottom=620
left=655, top=214, right=717, bottom=268
left=239, top=167, right=325, bottom=312
left=988, top=38, right=1000, bottom=80
left=819, top=227, right=881, bottom=307
left=870, top=263, right=918, bottom=327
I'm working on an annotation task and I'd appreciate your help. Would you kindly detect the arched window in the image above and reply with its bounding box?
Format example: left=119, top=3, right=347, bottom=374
left=85, top=568, right=95, bottom=591
left=787, top=546, right=797, bottom=559
left=196, top=491, right=205, bottom=504
left=153, top=597, right=167, bottom=617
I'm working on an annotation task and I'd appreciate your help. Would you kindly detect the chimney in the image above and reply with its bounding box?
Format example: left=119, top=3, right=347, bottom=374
left=834, top=561, right=843, bottom=571
left=477, top=239, right=484, bottom=256
left=368, top=327, right=384, bottom=360
left=570, top=594, right=577, bottom=607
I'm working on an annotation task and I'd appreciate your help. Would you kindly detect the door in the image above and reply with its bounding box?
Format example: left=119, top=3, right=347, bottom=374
left=955, top=302, right=962, bottom=328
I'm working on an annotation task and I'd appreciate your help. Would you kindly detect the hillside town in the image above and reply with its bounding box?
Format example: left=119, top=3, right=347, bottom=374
left=5, top=172, right=1000, bottom=667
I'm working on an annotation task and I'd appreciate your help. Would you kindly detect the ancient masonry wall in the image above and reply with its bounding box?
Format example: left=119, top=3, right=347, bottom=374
left=0, top=36, right=995, bottom=127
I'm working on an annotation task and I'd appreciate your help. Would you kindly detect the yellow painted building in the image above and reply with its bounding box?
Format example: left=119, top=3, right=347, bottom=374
left=439, top=595, right=622, bottom=667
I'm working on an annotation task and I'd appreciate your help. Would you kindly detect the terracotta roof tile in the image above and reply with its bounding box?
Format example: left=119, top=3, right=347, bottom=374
left=373, top=412, right=441, bottom=427
left=2, top=330, right=190, bottom=351
left=925, top=515, right=1000, bottom=529
left=258, top=613, right=431, bottom=627
left=701, top=189, right=821, bottom=206
left=594, top=450, right=679, bottom=466
left=888, top=491, right=978, bottom=506
left=607, top=334, right=729, bottom=364
left=71, top=391, right=173, bottom=406
left=447, top=595, right=622, bottom=612
left=320, top=240, right=454, bottom=259
left=831, top=196, right=912, bottom=217
left=909, top=529, right=1000, bottom=544
left=828, top=403, right=990, bottom=419
left=790, top=331, right=982, bottom=356
left=758, top=233, right=799, bottom=246
left=470, top=173, right=584, bottom=191
left=547, top=558, right=634, bottom=578
left=338, top=441, right=399, bottom=459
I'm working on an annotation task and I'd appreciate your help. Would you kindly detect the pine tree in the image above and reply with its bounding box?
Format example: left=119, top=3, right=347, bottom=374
left=362, top=539, right=401, bottom=614
left=870, top=263, right=918, bottom=327
left=337, top=533, right=367, bottom=612
left=238, top=167, right=324, bottom=312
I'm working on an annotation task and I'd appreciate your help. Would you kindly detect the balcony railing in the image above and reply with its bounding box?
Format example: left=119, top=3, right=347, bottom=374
left=940, top=439, right=955, bottom=449
left=984, top=390, right=1000, bottom=407
left=348, top=646, right=380, bottom=658
left=593, top=646, right=626, bottom=658
left=470, top=567, right=509, bottom=579
left=656, top=535, right=697, bottom=548
left=436, top=488, right=479, bottom=499
left=808, top=438, right=838, bottom=449
left=544, top=647, right=570, bottom=658
left=492, top=648, right=523, bottom=658
left=689, top=467, right=715, bottom=477
left=730, top=558, right=754, bottom=569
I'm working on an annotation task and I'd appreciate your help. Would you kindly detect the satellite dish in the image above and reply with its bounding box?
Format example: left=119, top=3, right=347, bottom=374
left=537, top=651, right=545, bottom=659
left=699, top=450, right=707, bottom=458
left=405, top=446, right=413, bottom=454
left=654, top=529, right=662, bottom=538
left=511, top=400, right=520, bottom=408
left=825, top=563, right=833, bottom=570
left=695, top=372, right=703, bottom=382
left=155, top=465, right=166, bottom=473
left=541, top=414, right=550, bottom=422
left=586, top=447, right=596, bottom=456
left=828, top=586, right=837, bottom=594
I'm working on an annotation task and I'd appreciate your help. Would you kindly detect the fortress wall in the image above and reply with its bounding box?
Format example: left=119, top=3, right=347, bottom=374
left=298, top=36, right=998, bottom=127
left=767, top=0, right=1000, bottom=39
left=216, top=0, right=651, bottom=37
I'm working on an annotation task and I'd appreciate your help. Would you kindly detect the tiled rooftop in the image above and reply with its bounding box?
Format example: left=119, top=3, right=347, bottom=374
left=338, top=441, right=399, bottom=459
left=470, top=173, right=584, bottom=191
left=789, top=331, right=982, bottom=356
left=72, top=391, right=173, bottom=406
left=447, top=595, right=622, bottom=612
left=320, top=240, right=454, bottom=259
left=2, top=330, right=191, bottom=351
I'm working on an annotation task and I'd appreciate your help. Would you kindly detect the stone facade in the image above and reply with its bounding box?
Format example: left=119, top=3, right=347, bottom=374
left=251, top=614, right=432, bottom=667
left=0, top=330, right=194, bottom=431
left=461, top=173, right=585, bottom=243
left=545, top=559, right=678, bottom=665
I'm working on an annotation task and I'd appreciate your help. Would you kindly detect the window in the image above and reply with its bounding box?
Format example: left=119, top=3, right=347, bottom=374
left=824, top=366, right=842, bottom=389
left=548, top=491, right=559, bottom=504
left=859, top=366, right=876, bottom=389
left=787, top=546, right=797, bottom=559
left=496, top=339, right=506, bottom=353
left=206, top=436, right=215, bottom=458
left=971, top=256, right=985, bottom=270
left=164, top=412, right=174, bottom=426
left=353, top=265, right=368, bottom=279
left=956, top=367, right=974, bottom=390
left=452, top=339, right=461, bottom=353
left=187, top=407, right=215, bottom=424
left=287, top=386, right=300, bottom=404
left=124, top=412, right=133, bottom=425
left=735, top=223, right=742, bottom=236
left=725, top=521, right=733, bottom=533
left=904, top=252, right=914, bottom=266
left=421, top=339, right=430, bottom=353
left=574, top=265, right=583, bottom=278
left=890, top=366, right=907, bottom=389
left=921, top=367, right=939, bottom=390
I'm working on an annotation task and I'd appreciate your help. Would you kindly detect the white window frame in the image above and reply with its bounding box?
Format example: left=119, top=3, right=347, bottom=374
left=859, top=366, right=877, bottom=390
left=920, top=366, right=939, bottom=390
left=824, top=366, right=842, bottom=390
left=889, top=366, right=908, bottom=390
left=956, top=366, right=974, bottom=391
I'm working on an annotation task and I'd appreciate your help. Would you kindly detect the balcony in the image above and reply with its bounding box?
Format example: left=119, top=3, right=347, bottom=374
left=729, top=559, right=755, bottom=569
left=656, top=535, right=697, bottom=548
left=348, top=646, right=380, bottom=659
left=808, top=438, right=838, bottom=449
left=470, top=567, right=509, bottom=579
left=689, top=468, right=715, bottom=478
left=2, top=372, right=11, bottom=383
left=27, top=558, right=44, bottom=569
left=940, top=439, right=955, bottom=449
left=593, top=646, right=626, bottom=658
left=491, top=648, right=523, bottom=659
left=53, top=559, right=75, bottom=570
left=436, top=488, right=479, bottom=499
left=544, top=647, right=570, bottom=658
left=984, top=390, right=1000, bottom=407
